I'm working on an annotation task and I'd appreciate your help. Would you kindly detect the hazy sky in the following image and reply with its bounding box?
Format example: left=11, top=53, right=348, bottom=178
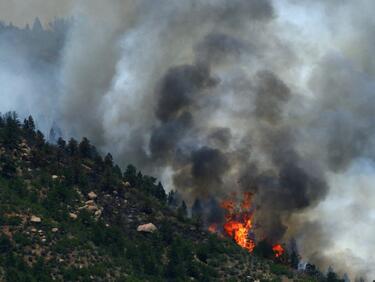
left=0, top=0, right=73, bottom=26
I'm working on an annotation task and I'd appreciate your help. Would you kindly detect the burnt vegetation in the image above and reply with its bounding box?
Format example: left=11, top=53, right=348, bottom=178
left=0, top=112, right=343, bottom=281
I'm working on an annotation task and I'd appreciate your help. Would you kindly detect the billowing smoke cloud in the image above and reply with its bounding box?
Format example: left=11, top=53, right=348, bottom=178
left=1, top=0, right=375, bottom=280
left=277, top=1, right=375, bottom=279
left=0, top=17, right=68, bottom=132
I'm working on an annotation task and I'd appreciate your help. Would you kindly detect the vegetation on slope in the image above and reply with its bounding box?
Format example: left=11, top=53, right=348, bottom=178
left=0, top=112, right=338, bottom=281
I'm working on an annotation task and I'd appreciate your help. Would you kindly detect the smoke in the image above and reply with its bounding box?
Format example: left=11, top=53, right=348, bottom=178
left=0, top=17, right=68, bottom=132
left=292, top=160, right=375, bottom=280
left=0, top=0, right=73, bottom=27
left=1, top=0, right=375, bottom=279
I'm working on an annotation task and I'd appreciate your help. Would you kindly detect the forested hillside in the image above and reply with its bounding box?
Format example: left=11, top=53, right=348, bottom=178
left=0, top=112, right=331, bottom=281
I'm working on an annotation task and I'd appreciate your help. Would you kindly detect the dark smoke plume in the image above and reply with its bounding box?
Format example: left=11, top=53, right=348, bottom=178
left=1, top=0, right=375, bottom=279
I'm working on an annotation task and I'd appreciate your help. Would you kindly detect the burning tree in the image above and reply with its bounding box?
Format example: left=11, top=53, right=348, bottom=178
left=209, top=192, right=285, bottom=259
left=220, top=192, right=256, bottom=252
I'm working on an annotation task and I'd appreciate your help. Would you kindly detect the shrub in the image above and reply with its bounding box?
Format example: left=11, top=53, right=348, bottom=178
left=270, top=263, right=290, bottom=276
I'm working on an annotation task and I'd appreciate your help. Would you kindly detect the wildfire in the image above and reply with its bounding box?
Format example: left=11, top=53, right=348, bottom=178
left=221, top=192, right=256, bottom=252
left=272, top=244, right=285, bottom=258
left=209, top=192, right=284, bottom=258
left=223, top=218, right=255, bottom=252
left=208, top=223, right=218, bottom=233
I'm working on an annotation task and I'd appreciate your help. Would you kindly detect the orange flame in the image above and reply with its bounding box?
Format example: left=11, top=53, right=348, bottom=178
left=223, top=218, right=255, bottom=252
left=220, top=199, right=235, bottom=214
left=210, top=192, right=284, bottom=258
left=221, top=193, right=256, bottom=252
left=208, top=223, right=218, bottom=233
left=241, top=192, right=252, bottom=210
left=272, top=244, right=285, bottom=258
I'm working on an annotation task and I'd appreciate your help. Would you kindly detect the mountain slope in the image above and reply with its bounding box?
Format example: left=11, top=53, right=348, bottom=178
left=0, top=112, right=320, bottom=281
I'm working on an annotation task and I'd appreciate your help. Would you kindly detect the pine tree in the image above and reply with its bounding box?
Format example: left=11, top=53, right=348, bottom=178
left=113, top=165, right=122, bottom=178
left=23, top=115, right=35, bottom=132
left=32, top=17, right=43, bottom=32
left=289, top=238, right=300, bottom=269
left=192, top=198, right=203, bottom=219
left=167, top=190, right=178, bottom=208
left=35, top=130, right=45, bottom=148
left=49, top=128, right=57, bottom=143
left=104, top=153, right=113, bottom=167
left=0, top=154, right=16, bottom=179
left=124, top=165, right=137, bottom=187
left=177, top=201, right=188, bottom=219
left=3, top=112, right=20, bottom=149
left=57, top=137, right=66, bottom=150
left=67, top=138, right=78, bottom=156
left=155, top=182, right=166, bottom=202
left=79, top=137, right=92, bottom=159
left=136, top=171, right=143, bottom=188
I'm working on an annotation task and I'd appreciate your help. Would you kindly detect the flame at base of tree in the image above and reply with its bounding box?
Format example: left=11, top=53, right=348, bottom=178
left=272, top=244, right=285, bottom=258
left=209, top=192, right=284, bottom=258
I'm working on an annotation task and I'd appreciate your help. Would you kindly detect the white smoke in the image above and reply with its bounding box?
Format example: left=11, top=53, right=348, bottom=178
left=1, top=0, right=375, bottom=280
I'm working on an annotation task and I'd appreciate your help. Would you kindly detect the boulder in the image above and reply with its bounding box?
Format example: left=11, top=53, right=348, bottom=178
left=52, top=175, right=58, bottom=180
left=69, top=213, right=78, bottom=220
left=88, top=191, right=97, bottom=200
left=30, top=215, right=42, bottom=223
left=85, top=200, right=95, bottom=206
left=86, top=205, right=98, bottom=212
left=52, top=228, right=59, bottom=233
left=137, top=223, right=157, bottom=233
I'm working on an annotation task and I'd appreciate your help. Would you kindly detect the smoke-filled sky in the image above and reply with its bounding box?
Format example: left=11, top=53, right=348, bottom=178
left=1, top=0, right=375, bottom=280
left=0, top=0, right=73, bottom=26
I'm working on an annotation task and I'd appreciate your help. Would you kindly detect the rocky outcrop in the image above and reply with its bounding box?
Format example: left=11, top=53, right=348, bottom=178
left=78, top=198, right=102, bottom=219
left=137, top=223, right=157, bottom=233
left=30, top=215, right=42, bottom=223
left=88, top=191, right=97, bottom=200
left=69, top=213, right=78, bottom=220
